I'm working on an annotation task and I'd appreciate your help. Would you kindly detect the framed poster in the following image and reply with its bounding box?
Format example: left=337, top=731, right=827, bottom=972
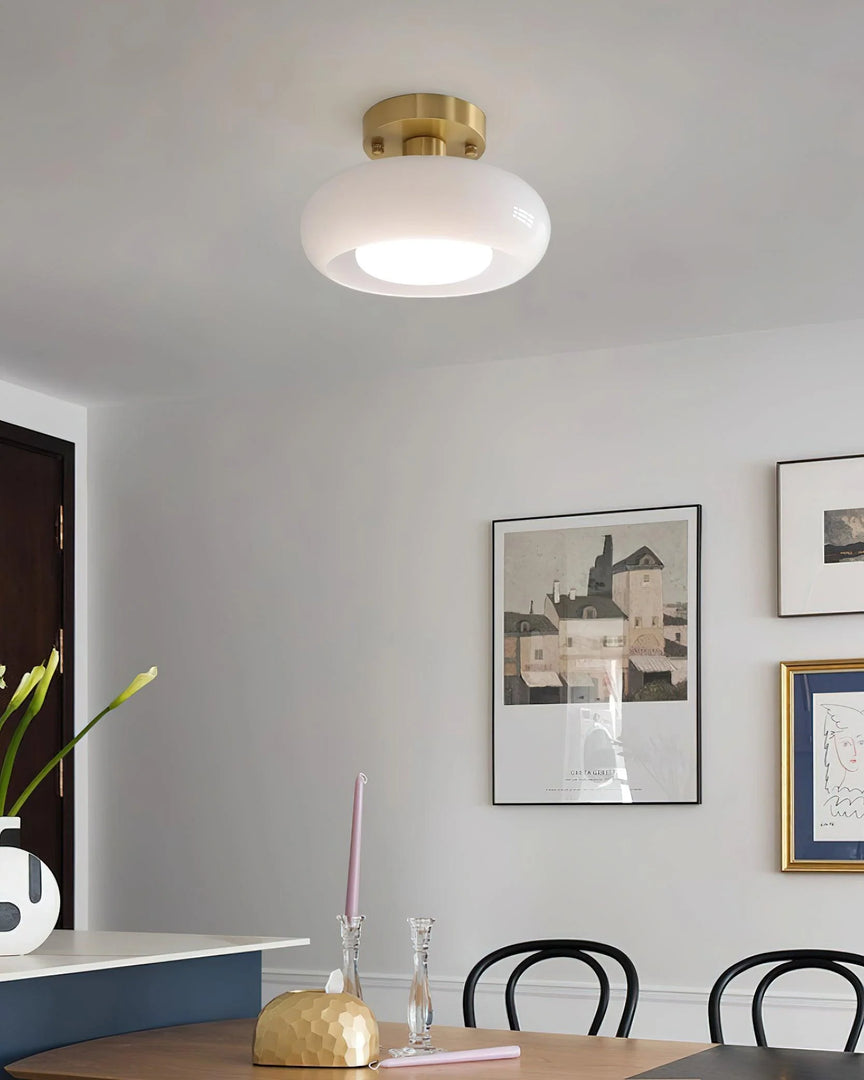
left=778, top=454, right=864, bottom=616
left=782, top=658, right=864, bottom=871
left=492, top=504, right=701, bottom=805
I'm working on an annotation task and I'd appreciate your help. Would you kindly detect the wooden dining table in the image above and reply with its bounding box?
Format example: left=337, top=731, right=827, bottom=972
left=9, top=1018, right=864, bottom=1080
left=6, top=1019, right=711, bottom=1080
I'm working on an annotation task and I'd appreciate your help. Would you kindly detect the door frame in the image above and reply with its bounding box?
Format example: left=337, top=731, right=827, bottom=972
left=0, top=419, right=75, bottom=926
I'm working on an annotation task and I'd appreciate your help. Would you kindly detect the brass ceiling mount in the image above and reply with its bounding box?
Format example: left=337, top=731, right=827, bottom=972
left=362, top=93, right=486, bottom=160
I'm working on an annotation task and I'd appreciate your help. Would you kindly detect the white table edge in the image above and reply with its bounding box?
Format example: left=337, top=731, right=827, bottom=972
left=0, top=932, right=310, bottom=983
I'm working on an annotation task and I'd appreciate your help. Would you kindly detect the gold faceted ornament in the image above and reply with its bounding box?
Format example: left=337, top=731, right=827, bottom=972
left=253, top=989, right=380, bottom=1068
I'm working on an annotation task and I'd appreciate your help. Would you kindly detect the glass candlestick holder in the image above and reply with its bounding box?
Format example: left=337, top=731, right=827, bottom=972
left=338, top=914, right=365, bottom=1000
left=390, top=915, right=441, bottom=1057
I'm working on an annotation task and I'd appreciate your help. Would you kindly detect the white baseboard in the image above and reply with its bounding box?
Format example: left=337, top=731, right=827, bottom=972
left=262, top=967, right=861, bottom=1052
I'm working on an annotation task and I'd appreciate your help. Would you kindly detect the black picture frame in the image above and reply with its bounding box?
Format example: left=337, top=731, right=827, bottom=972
left=492, top=504, right=701, bottom=805
left=777, top=454, right=864, bottom=617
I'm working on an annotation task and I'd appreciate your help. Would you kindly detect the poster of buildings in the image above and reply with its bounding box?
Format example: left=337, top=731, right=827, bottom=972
left=493, top=505, right=700, bottom=805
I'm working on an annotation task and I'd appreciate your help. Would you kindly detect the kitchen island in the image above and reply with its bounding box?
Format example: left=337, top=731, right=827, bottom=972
left=0, top=930, right=308, bottom=1078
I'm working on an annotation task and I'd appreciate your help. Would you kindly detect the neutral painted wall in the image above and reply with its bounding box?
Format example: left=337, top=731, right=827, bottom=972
left=87, top=319, right=864, bottom=1044
left=0, top=375, right=89, bottom=924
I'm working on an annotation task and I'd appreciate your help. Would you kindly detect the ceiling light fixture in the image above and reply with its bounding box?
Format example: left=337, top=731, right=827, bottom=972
left=301, top=93, right=551, bottom=297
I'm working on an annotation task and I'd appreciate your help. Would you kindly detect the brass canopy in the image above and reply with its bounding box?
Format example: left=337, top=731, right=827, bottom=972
left=362, top=93, right=486, bottom=160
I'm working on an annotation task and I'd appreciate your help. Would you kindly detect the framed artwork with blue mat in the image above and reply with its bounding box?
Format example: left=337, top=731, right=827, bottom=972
left=782, top=658, right=864, bottom=871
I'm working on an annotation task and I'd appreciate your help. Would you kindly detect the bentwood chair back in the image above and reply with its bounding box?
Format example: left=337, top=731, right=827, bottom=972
left=708, top=949, right=864, bottom=1052
left=462, top=939, right=639, bottom=1037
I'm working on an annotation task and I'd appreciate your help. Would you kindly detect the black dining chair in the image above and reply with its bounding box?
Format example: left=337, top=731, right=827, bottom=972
left=462, top=939, right=639, bottom=1037
left=708, top=949, right=864, bottom=1052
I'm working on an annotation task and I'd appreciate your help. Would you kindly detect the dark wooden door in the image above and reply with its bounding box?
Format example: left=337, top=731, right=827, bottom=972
left=0, top=421, right=74, bottom=926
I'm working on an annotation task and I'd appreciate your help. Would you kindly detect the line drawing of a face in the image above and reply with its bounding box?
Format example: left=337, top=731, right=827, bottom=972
left=824, top=704, right=864, bottom=791
left=836, top=731, right=864, bottom=773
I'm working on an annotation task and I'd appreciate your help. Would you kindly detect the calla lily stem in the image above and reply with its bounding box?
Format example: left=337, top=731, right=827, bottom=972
left=8, top=704, right=111, bottom=817
left=0, top=658, right=157, bottom=817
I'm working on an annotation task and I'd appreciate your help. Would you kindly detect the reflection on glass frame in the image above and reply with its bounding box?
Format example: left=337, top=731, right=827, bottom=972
left=778, top=454, right=864, bottom=616
left=782, top=658, right=864, bottom=871
left=493, top=505, right=701, bottom=805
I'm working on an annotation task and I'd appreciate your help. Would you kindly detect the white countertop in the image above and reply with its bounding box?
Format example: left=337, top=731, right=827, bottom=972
left=0, top=930, right=309, bottom=983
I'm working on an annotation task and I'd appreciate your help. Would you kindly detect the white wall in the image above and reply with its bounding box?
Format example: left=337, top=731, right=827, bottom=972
left=87, top=319, right=864, bottom=1046
left=0, top=376, right=88, bottom=924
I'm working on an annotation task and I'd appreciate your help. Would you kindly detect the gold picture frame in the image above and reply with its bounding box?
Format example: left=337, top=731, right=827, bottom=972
left=782, top=658, right=864, bottom=871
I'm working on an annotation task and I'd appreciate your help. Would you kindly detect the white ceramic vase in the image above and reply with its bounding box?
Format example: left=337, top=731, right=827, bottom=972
left=0, top=816, right=60, bottom=954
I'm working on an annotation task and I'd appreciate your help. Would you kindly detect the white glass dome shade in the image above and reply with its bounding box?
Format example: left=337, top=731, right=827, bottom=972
left=301, top=156, right=550, bottom=297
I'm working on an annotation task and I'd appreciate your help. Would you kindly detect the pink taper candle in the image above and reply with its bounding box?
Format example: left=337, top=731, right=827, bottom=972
left=344, top=772, right=367, bottom=919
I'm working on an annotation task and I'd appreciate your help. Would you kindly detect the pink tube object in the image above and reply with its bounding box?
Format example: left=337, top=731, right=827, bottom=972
left=344, top=772, right=367, bottom=919
left=377, top=1047, right=521, bottom=1068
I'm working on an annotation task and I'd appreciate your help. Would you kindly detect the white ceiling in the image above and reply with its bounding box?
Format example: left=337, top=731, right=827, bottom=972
left=1, top=0, right=863, bottom=403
